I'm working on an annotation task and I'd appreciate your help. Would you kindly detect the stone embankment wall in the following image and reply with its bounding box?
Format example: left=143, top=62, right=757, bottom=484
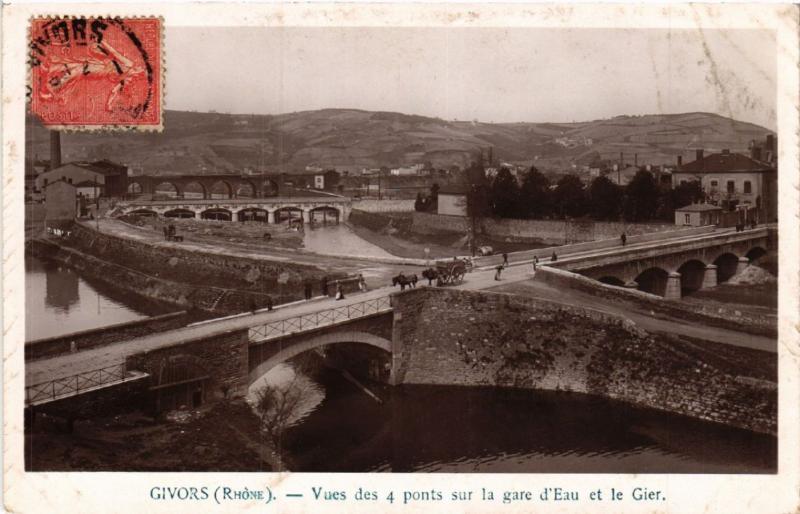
left=411, top=212, right=675, bottom=244
left=391, top=288, right=776, bottom=435
left=351, top=199, right=415, bottom=213
left=32, top=223, right=349, bottom=313
left=25, top=311, right=190, bottom=361
left=534, top=266, right=777, bottom=338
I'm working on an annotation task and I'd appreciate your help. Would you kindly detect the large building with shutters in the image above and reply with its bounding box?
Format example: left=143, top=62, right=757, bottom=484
left=671, top=135, right=777, bottom=223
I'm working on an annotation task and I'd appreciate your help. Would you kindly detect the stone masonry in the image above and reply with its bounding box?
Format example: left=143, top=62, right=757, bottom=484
left=391, top=287, right=776, bottom=435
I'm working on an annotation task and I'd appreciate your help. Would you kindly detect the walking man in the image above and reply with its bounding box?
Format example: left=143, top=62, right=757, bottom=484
left=620, top=232, right=627, bottom=246
left=532, top=255, right=539, bottom=272
left=265, top=295, right=273, bottom=311
left=502, top=252, right=509, bottom=266
left=551, top=251, right=558, bottom=262
left=494, top=264, right=503, bottom=281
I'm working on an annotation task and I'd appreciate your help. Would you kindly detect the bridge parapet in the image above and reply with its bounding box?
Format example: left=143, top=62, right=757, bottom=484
left=249, top=295, right=392, bottom=344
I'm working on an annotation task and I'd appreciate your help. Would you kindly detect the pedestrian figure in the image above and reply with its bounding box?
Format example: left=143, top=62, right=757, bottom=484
left=303, top=280, right=312, bottom=300
left=502, top=252, right=509, bottom=266
left=532, top=255, right=539, bottom=272
left=335, top=281, right=345, bottom=300
left=358, top=273, right=367, bottom=292
left=551, top=251, right=558, bottom=262
left=265, top=295, right=273, bottom=311
left=620, top=233, right=627, bottom=246
left=494, top=264, right=503, bottom=281
left=321, top=276, right=329, bottom=297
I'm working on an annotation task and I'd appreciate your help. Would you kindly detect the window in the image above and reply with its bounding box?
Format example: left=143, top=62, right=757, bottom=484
left=710, top=180, right=718, bottom=188
left=727, top=180, right=735, bottom=194
left=744, top=181, right=752, bottom=194
left=685, top=214, right=691, bottom=225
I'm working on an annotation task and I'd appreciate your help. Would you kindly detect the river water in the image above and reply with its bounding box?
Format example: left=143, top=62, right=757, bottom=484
left=27, top=256, right=776, bottom=473
left=269, top=364, right=776, bottom=473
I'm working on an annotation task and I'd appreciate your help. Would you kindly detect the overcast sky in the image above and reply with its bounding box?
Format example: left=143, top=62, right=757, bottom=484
left=166, top=27, right=776, bottom=129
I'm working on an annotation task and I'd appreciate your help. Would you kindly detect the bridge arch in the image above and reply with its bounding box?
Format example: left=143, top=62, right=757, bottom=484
left=248, top=331, right=392, bottom=386
left=635, top=267, right=669, bottom=296
left=713, top=253, right=739, bottom=283
left=746, top=246, right=768, bottom=262
left=677, top=259, right=706, bottom=295
left=309, top=205, right=341, bottom=224
left=163, top=208, right=196, bottom=219
left=598, top=276, right=625, bottom=287
left=127, top=182, right=144, bottom=197
left=235, top=180, right=256, bottom=199
left=183, top=181, right=207, bottom=200
left=154, top=181, right=181, bottom=199
left=260, top=179, right=279, bottom=197
left=151, top=354, right=211, bottom=412
left=237, top=207, right=269, bottom=222
left=128, top=208, right=158, bottom=217
left=209, top=180, right=234, bottom=199
left=274, top=206, right=303, bottom=223
left=201, top=208, right=232, bottom=221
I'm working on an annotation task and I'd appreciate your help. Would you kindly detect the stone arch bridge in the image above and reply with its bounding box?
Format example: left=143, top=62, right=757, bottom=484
left=114, top=196, right=352, bottom=224
left=125, top=174, right=286, bottom=200
left=549, top=227, right=771, bottom=299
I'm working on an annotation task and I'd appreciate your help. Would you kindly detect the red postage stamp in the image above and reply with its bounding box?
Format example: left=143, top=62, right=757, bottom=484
left=29, top=17, right=162, bottom=130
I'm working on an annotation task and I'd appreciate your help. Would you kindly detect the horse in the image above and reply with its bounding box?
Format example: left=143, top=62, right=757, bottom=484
left=421, top=268, right=438, bottom=286
left=392, top=273, right=418, bottom=291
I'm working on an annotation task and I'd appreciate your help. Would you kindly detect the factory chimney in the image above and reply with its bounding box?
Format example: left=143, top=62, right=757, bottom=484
left=49, top=131, right=62, bottom=170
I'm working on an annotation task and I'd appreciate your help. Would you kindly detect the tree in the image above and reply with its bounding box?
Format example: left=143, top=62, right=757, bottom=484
left=488, top=167, right=520, bottom=218
left=552, top=174, right=588, bottom=219
left=622, top=170, right=660, bottom=221
left=671, top=180, right=704, bottom=208
left=588, top=175, right=623, bottom=220
left=254, top=375, right=310, bottom=468
left=428, top=183, right=440, bottom=212
left=518, top=167, right=552, bottom=219
left=464, top=160, right=489, bottom=256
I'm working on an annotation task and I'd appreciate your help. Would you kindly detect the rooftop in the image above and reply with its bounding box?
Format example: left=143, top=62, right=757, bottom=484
left=678, top=152, right=774, bottom=174
left=675, top=203, right=723, bottom=212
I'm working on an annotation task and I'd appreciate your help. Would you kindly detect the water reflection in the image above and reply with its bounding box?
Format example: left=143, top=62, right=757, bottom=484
left=26, top=256, right=150, bottom=341
left=282, top=368, right=776, bottom=473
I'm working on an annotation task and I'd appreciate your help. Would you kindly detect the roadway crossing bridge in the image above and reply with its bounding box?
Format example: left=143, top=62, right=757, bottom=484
left=24, top=225, right=773, bottom=417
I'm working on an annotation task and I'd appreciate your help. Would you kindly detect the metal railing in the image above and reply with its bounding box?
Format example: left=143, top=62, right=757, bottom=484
left=249, top=295, right=392, bottom=343
left=25, top=363, right=130, bottom=405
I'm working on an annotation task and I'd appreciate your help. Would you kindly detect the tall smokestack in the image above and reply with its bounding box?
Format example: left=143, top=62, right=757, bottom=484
left=49, top=131, right=62, bottom=170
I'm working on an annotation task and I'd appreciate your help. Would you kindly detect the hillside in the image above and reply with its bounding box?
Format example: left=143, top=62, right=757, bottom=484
left=25, top=109, right=772, bottom=174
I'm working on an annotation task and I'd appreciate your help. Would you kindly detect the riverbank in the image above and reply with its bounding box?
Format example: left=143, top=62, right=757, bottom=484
left=25, top=401, right=274, bottom=471
left=347, top=210, right=550, bottom=259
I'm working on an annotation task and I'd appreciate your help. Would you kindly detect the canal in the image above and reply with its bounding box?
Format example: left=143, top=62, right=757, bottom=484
left=25, top=255, right=162, bottom=341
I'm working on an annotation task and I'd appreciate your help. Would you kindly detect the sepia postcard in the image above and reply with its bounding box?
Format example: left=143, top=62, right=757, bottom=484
left=2, top=2, right=799, bottom=513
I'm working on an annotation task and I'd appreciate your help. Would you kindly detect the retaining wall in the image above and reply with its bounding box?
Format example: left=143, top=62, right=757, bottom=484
left=391, top=287, right=776, bottom=435
left=412, top=212, right=676, bottom=244
left=352, top=199, right=415, bottom=213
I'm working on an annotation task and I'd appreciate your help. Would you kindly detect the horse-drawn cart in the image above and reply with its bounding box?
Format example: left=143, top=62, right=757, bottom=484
left=434, top=259, right=467, bottom=286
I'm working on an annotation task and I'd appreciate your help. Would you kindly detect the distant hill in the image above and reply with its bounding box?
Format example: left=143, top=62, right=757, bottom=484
left=25, top=109, right=773, bottom=175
